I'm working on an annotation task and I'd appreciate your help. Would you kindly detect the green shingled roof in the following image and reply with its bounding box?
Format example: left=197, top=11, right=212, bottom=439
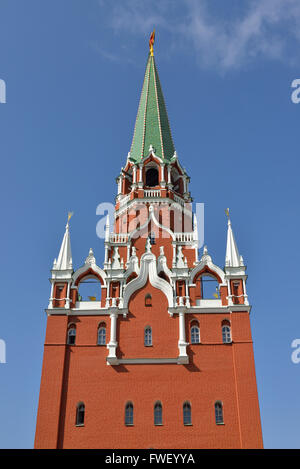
left=130, top=53, right=175, bottom=163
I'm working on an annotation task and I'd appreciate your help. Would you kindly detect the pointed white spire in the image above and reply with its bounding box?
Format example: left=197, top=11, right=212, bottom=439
left=54, top=220, right=73, bottom=271
left=225, top=210, right=242, bottom=267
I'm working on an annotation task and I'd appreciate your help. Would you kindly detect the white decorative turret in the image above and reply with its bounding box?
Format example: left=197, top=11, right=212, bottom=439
left=224, top=210, right=249, bottom=306
left=54, top=222, right=73, bottom=271
left=49, top=215, right=74, bottom=308
left=225, top=210, right=243, bottom=268
left=51, top=217, right=73, bottom=281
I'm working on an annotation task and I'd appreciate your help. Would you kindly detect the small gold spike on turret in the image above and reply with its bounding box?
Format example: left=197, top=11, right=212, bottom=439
left=149, top=29, right=155, bottom=56
left=67, top=211, right=74, bottom=227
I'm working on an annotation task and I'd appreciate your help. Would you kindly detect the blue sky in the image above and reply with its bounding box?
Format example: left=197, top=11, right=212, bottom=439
left=0, top=0, right=300, bottom=448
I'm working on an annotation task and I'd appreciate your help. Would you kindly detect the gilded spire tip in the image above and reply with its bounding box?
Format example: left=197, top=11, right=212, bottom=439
left=67, top=211, right=74, bottom=227
left=225, top=208, right=230, bottom=223
left=149, top=29, right=155, bottom=56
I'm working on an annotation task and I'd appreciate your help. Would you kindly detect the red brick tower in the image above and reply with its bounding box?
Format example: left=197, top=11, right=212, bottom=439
left=35, top=37, right=263, bottom=449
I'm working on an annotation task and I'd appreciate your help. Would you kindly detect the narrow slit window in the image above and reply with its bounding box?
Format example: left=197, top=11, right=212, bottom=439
left=183, top=402, right=191, bottom=425
left=222, top=322, right=231, bottom=344
left=145, top=294, right=152, bottom=307
left=76, top=402, right=85, bottom=426
left=67, top=326, right=76, bottom=345
left=144, top=326, right=152, bottom=346
left=215, top=402, right=224, bottom=424
left=190, top=322, right=200, bottom=344
left=97, top=323, right=106, bottom=345
left=154, top=402, right=162, bottom=426
left=125, top=402, right=134, bottom=426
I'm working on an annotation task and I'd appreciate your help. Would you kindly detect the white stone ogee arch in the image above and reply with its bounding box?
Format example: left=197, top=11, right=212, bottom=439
left=190, top=256, right=225, bottom=285
left=123, top=251, right=174, bottom=308
left=72, top=264, right=107, bottom=288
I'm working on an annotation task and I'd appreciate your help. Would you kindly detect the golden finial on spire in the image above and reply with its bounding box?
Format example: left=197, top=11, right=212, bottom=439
left=67, top=211, right=74, bottom=226
left=149, top=29, right=155, bottom=56
left=225, top=208, right=230, bottom=218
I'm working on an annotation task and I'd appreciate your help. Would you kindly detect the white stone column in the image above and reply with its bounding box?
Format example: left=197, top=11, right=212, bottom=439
left=49, top=281, right=54, bottom=309
left=227, top=279, right=233, bottom=306
left=172, top=244, right=177, bottom=267
left=194, top=244, right=199, bottom=263
left=132, top=165, right=137, bottom=186
left=167, top=165, right=172, bottom=186
left=107, top=312, right=118, bottom=360
left=65, top=281, right=71, bottom=309
left=104, top=244, right=109, bottom=266
left=242, top=278, right=249, bottom=305
left=178, top=311, right=188, bottom=363
left=160, top=163, right=165, bottom=187
left=117, top=176, right=122, bottom=195
left=138, top=164, right=143, bottom=188
left=126, top=244, right=130, bottom=264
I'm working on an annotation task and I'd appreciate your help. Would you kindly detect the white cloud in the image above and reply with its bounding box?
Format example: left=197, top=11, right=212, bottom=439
left=97, top=0, right=300, bottom=71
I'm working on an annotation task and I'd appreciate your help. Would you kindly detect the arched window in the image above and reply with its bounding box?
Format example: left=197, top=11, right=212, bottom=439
left=199, top=275, right=219, bottom=299
left=146, top=167, right=159, bottom=187
left=145, top=294, right=152, bottom=307
left=222, top=320, right=231, bottom=344
left=144, top=326, right=152, bottom=346
left=154, top=402, right=162, bottom=425
left=125, top=402, right=134, bottom=426
left=76, top=402, right=85, bottom=426
left=190, top=321, right=200, bottom=344
left=97, top=323, right=106, bottom=345
left=56, top=285, right=65, bottom=299
left=67, top=326, right=76, bottom=345
left=215, top=402, right=224, bottom=424
left=183, top=401, right=191, bottom=425
left=78, top=275, right=101, bottom=302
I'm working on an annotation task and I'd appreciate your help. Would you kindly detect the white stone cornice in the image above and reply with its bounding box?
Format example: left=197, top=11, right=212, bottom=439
left=224, top=266, right=247, bottom=277
left=115, top=197, right=193, bottom=219
left=107, top=357, right=188, bottom=365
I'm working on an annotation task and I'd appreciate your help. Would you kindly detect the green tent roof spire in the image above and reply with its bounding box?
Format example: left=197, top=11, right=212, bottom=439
left=129, top=52, right=175, bottom=163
